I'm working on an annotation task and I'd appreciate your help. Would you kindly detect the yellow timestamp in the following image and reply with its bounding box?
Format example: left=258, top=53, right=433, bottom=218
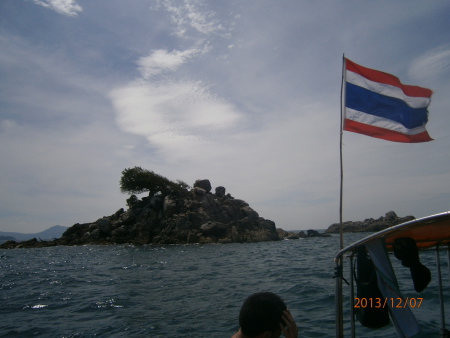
left=354, top=297, right=423, bottom=309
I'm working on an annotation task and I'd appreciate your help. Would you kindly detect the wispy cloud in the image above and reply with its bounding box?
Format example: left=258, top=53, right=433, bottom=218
left=408, top=45, right=450, bottom=81
left=111, top=49, right=243, bottom=162
left=153, top=0, right=226, bottom=38
left=111, top=3, right=241, bottom=164
left=32, top=0, right=82, bottom=17
left=137, top=48, right=202, bottom=80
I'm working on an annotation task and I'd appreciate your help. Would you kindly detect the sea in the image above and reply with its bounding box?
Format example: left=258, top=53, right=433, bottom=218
left=0, top=232, right=448, bottom=337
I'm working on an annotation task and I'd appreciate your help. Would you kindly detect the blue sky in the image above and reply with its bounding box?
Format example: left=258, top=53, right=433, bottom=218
left=1, top=0, right=450, bottom=233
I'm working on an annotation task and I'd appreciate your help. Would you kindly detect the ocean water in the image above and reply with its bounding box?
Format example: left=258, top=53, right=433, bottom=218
left=0, top=233, right=448, bottom=337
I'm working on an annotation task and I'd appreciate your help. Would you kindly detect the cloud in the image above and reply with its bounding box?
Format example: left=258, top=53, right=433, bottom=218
left=32, top=0, right=82, bottom=17
left=114, top=1, right=237, bottom=153
left=137, top=48, right=202, bottom=80
left=408, top=45, right=450, bottom=81
left=153, top=0, right=226, bottom=38
left=111, top=77, right=243, bottom=161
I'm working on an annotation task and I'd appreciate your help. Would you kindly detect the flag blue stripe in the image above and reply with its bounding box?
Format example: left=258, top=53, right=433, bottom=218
left=346, top=83, right=429, bottom=130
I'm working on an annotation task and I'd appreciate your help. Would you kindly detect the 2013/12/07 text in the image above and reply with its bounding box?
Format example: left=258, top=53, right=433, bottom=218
left=354, top=297, right=423, bottom=309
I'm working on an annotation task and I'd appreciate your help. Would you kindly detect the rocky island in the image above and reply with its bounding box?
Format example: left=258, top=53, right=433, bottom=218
left=1, top=167, right=303, bottom=248
left=2, top=169, right=411, bottom=249
left=325, top=211, right=415, bottom=233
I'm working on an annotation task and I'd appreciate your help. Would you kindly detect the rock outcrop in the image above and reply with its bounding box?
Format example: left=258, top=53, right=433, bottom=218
left=276, top=228, right=330, bottom=239
left=325, top=211, right=415, bottom=233
left=2, top=180, right=285, bottom=248
left=0, top=237, right=60, bottom=249
left=276, top=228, right=305, bottom=239
left=305, top=229, right=331, bottom=238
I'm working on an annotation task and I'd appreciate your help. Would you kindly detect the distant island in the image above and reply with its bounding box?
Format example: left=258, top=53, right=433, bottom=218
left=325, top=211, right=415, bottom=233
left=0, top=225, right=68, bottom=244
left=1, top=168, right=305, bottom=248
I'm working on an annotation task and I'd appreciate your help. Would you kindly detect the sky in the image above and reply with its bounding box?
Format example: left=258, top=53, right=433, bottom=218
left=1, top=0, right=450, bottom=233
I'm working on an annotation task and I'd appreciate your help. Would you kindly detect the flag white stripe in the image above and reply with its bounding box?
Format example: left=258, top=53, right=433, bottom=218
left=346, top=70, right=431, bottom=109
left=345, top=108, right=427, bottom=136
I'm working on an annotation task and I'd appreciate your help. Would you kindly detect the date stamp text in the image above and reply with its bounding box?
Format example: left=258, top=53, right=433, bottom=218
left=354, top=297, right=423, bottom=309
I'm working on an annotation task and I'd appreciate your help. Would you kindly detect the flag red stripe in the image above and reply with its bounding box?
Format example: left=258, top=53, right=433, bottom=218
left=346, top=58, right=433, bottom=98
left=344, top=119, right=433, bottom=143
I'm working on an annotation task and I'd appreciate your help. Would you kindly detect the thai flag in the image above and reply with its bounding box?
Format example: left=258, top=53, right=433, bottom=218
left=344, top=58, right=433, bottom=143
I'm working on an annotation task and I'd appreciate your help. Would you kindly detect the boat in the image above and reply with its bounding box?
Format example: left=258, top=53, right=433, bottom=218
left=334, top=211, right=450, bottom=337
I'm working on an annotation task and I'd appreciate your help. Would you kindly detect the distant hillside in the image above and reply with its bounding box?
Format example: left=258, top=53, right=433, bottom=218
left=0, top=225, right=68, bottom=243
left=325, top=211, right=415, bottom=233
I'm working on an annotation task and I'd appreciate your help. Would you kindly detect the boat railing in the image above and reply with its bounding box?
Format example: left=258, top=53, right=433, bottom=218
left=334, top=212, right=450, bottom=337
left=336, top=245, right=450, bottom=337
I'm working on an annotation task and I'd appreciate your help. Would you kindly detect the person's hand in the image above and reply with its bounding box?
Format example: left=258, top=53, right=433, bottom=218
left=280, top=309, right=298, bottom=338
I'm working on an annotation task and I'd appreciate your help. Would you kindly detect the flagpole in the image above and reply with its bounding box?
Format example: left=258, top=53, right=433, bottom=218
left=335, top=54, right=346, bottom=338
left=339, top=54, right=346, bottom=250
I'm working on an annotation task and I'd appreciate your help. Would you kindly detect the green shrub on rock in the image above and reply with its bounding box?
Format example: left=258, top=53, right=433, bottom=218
left=120, top=166, right=189, bottom=196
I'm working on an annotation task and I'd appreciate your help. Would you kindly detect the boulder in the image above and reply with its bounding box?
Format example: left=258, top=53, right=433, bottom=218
left=215, top=186, right=226, bottom=197
left=193, top=187, right=206, bottom=196
left=286, top=233, right=301, bottom=239
left=385, top=211, right=398, bottom=221
left=114, top=208, right=125, bottom=219
left=194, top=179, right=211, bottom=193
left=97, top=218, right=112, bottom=234
left=306, top=229, right=330, bottom=238
left=119, top=210, right=135, bottom=225
left=276, top=228, right=306, bottom=240
left=149, top=195, right=164, bottom=209
left=112, top=225, right=128, bottom=237
left=241, top=206, right=259, bottom=221
left=200, top=221, right=227, bottom=237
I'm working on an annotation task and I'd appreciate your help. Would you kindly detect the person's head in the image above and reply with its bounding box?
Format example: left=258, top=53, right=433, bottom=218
left=238, top=292, right=287, bottom=338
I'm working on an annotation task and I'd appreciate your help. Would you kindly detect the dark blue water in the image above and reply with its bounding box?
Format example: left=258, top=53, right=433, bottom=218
left=0, top=233, right=447, bottom=337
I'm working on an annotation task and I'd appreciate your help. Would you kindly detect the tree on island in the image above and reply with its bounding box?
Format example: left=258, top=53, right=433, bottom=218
left=119, top=166, right=190, bottom=198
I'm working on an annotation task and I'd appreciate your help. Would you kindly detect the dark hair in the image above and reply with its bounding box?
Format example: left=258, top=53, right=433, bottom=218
left=239, top=292, right=287, bottom=337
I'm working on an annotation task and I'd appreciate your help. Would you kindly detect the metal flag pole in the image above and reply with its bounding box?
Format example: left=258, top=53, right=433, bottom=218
left=335, top=54, right=347, bottom=338
left=340, top=55, right=346, bottom=251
